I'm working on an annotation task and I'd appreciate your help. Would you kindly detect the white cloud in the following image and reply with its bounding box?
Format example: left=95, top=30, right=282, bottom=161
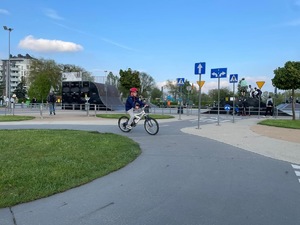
left=0, top=9, right=10, bottom=15
left=18, top=35, right=83, bottom=53
left=44, top=8, right=64, bottom=20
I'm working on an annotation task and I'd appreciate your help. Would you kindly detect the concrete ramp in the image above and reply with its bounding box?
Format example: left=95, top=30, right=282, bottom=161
left=62, top=81, right=124, bottom=111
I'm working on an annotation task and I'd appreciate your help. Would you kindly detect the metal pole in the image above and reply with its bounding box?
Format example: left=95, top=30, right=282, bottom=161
left=3, top=26, right=13, bottom=112
left=197, top=74, right=202, bottom=129
left=232, top=82, right=235, bottom=123
left=178, top=85, right=182, bottom=120
left=217, top=77, right=220, bottom=126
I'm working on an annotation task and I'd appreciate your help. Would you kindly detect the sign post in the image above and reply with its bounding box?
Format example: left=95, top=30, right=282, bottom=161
left=177, top=78, right=185, bottom=120
left=211, top=68, right=227, bottom=126
left=229, top=74, right=238, bottom=123
left=186, top=85, right=192, bottom=116
left=256, top=81, right=265, bottom=118
left=195, top=62, right=206, bottom=129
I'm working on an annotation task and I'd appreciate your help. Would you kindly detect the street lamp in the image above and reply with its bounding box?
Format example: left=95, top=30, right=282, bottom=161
left=3, top=26, right=13, bottom=110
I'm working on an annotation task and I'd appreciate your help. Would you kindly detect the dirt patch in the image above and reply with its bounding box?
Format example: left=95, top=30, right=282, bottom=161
left=251, top=125, right=300, bottom=144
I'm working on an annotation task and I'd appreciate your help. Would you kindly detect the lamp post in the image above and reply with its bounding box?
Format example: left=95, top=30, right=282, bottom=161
left=104, top=70, right=108, bottom=112
left=3, top=26, right=13, bottom=110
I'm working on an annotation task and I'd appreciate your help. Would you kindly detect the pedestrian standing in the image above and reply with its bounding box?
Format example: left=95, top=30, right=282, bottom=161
left=264, top=96, right=273, bottom=117
left=47, top=91, right=57, bottom=115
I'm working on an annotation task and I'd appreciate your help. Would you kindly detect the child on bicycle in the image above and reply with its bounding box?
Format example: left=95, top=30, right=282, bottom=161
left=125, top=87, right=145, bottom=129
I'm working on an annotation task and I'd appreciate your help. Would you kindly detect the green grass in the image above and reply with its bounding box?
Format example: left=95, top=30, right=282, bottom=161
left=0, top=130, right=141, bottom=208
left=258, top=119, right=300, bottom=129
left=0, top=115, right=35, bottom=122
left=96, top=113, right=174, bottom=119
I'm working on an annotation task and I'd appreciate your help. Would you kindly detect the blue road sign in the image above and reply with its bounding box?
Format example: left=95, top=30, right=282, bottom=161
left=194, top=62, right=206, bottom=75
left=177, top=78, right=185, bottom=86
left=211, top=68, right=227, bottom=78
left=229, top=74, right=238, bottom=83
left=224, top=104, right=231, bottom=111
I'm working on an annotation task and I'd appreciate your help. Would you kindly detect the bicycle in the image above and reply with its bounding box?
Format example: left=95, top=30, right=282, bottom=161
left=118, top=106, right=159, bottom=135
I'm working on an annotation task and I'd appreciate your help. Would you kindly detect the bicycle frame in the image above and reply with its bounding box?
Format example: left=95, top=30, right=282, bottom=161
left=132, top=107, right=147, bottom=125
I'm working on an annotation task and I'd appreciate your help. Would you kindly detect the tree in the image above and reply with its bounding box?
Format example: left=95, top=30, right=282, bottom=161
left=28, top=58, right=62, bottom=102
left=28, top=75, right=50, bottom=103
left=208, top=87, right=231, bottom=106
left=106, top=71, right=119, bottom=87
left=13, top=76, right=27, bottom=100
left=119, top=68, right=141, bottom=97
left=150, top=87, right=162, bottom=101
left=165, top=80, right=178, bottom=100
left=139, top=72, right=155, bottom=99
left=273, top=61, right=300, bottom=120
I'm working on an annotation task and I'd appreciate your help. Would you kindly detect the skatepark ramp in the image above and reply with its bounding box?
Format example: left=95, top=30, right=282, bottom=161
left=62, top=81, right=124, bottom=110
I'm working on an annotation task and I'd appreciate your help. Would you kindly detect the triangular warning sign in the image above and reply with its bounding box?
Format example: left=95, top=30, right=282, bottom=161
left=197, top=81, right=205, bottom=88
left=256, top=81, right=265, bottom=89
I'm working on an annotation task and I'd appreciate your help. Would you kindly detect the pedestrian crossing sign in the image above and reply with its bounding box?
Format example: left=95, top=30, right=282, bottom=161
left=177, top=78, right=185, bottom=86
left=229, top=74, right=238, bottom=83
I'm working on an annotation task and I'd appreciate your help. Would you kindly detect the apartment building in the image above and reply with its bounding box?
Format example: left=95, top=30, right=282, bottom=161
left=0, top=54, right=34, bottom=98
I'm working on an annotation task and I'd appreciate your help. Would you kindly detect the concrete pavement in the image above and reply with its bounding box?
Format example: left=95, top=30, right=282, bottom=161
left=2, top=110, right=300, bottom=164
left=1, top=110, right=300, bottom=225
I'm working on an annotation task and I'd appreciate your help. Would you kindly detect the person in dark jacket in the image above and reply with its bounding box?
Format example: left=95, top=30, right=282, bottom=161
left=125, top=87, right=145, bottom=129
left=264, top=96, right=273, bottom=117
left=47, top=91, right=57, bottom=115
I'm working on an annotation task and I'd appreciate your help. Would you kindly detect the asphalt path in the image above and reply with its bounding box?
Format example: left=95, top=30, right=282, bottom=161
left=1, top=119, right=300, bottom=225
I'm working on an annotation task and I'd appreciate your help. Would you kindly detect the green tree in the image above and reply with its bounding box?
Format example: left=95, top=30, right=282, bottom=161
left=13, top=76, right=27, bottom=100
left=150, top=87, right=162, bottom=101
left=119, top=68, right=141, bottom=97
left=28, top=58, right=62, bottom=102
left=139, top=72, right=155, bottom=99
left=273, top=61, right=300, bottom=120
left=208, top=87, right=231, bottom=106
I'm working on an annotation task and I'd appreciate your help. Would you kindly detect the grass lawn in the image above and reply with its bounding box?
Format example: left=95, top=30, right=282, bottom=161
left=96, top=113, right=174, bottom=119
left=0, top=115, right=35, bottom=122
left=258, top=119, right=300, bottom=129
left=0, top=130, right=141, bottom=208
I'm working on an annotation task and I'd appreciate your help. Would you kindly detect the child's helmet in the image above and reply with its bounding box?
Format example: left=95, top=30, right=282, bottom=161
left=130, top=87, right=138, bottom=92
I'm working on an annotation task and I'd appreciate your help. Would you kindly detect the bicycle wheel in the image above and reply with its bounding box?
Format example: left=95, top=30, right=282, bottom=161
left=144, top=117, right=159, bottom=135
left=118, top=116, right=131, bottom=132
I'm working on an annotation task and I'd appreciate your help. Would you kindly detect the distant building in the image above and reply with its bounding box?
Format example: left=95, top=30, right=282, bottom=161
left=0, top=54, right=35, bottom=97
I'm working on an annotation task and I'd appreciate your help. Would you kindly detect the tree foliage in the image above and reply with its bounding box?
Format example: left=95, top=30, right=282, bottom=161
left=28, top=58, right=62, bottom=102
left=13, top=76, right=27, bottom=100
left=139, top=72, right=155, bottom=99
left=119, top=68, right=141, bottom=97
left=273, top=61, right=300, bottom=120
left=106, top=71, right=119, bottom=87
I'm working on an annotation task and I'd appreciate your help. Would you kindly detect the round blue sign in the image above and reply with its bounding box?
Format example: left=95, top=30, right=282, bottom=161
left=224, top=104, right=231, bottom=111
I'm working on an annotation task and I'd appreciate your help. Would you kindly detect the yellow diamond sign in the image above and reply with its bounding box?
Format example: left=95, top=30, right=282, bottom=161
left=256, top=81, right=265, bottom=89
left=197, top=81, right=205, bottom=88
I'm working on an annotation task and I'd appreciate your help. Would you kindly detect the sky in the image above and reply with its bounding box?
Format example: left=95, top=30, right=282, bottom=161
left=1, top=0, right=300, bottom=94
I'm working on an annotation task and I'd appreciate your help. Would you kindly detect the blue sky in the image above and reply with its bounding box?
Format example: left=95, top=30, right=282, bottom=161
left=1, top=0, right=300, bottom=93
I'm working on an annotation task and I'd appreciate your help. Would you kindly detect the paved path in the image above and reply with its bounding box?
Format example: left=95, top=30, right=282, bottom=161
left=1, top=110, right=300, bottom=225
left=3, top=110, right=300, bottom=164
